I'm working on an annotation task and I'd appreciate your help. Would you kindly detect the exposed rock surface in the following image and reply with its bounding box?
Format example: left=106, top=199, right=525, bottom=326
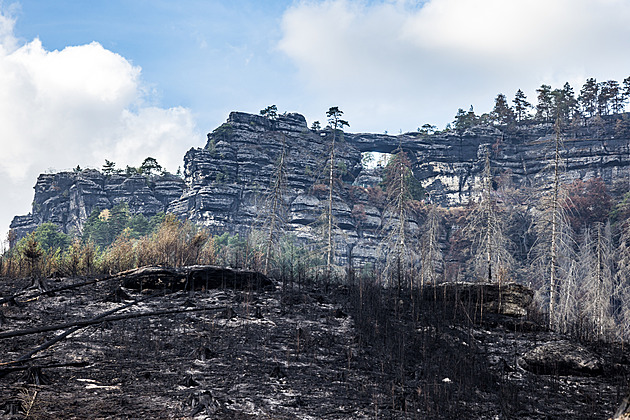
left=10, top=170, right=185, bottom=244
left=519, top=340, right=603, bottom=376
left=10, top=111, right=630, bottom=264
left=167, top=111, right=630, bottom=265
left=426, top=281, right=535, bottom=317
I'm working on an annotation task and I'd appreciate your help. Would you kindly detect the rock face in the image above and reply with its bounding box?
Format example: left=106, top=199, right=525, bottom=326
left=10, top=169, right=185, bottom=244
left=519, top=340, right=603, bottom=376
left=11, top=111, right=630, bottom=263
left=426, top=281, right=535, bottom=317
left=167, top=111, right=375, bottom=265
left=167, top=111, right=630, bottom=266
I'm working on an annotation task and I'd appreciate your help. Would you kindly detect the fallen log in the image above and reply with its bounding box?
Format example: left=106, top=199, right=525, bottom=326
left=12, top=305, right=222, bottom=365
left=0, top=298, right=143, bottom=340
left=9, top=298, right=149, bottom=363
left=0, top=267, right=144, bottom=306
left=0, top=305, right=222, bottom=341
left=0, top=361, right=89, bottom=376
left=120, top=265, right=274, bottom=291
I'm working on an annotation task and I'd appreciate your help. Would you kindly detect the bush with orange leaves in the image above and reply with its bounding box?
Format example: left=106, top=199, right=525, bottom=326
left=134, top=215, right=213, bottom=268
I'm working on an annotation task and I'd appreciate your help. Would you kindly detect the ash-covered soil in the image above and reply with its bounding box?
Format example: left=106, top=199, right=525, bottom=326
left=0, top=274, right=628, bottom=419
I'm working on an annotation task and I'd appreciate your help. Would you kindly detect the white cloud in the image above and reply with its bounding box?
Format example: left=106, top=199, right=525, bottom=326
left=0, top=9, right=203, bottom=243
left=279, top=0, right=630, bottom=132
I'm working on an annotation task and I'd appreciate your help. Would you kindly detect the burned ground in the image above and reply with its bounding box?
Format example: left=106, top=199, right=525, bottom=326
left=0, top=272, right=629, bottom=419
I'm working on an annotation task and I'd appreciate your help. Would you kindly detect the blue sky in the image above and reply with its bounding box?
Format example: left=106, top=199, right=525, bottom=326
left=2, top=0, right=630, bottom=243
left=13, top=0, right=297, bottom=132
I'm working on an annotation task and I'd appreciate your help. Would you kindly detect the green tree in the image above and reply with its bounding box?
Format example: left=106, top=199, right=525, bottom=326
left=33, top=222, right=70, bottom=252
left=579, top=78, right=599, bottom=117
left=491, top=93, right=515, bottom=125
left=128, top=213, right=151, bottom=238
left=310, top=120, right=321, bottom=131
left=598, top=80, right=619, bottom=116
left=453, top=106, right=478, bottom=132
left=513, top=89, right=531, bottom=122
left=607, top=80, right=625, bottom=114
left=102, top=159, right=117, bottom=176
left=22, top=233, right=43, bottom=280
left=82, top=207, right=110, bottom=248
left=623, top=76, right=630, bottom=109
left=536, top=84, right=553, bottom=121
left=125, top=165, right=139, bottom=175
left=82, top=203, right=135, bottom=249
left=139, top=157, right=163, bottom=176
left=551, top=82, right=578, bottom=123
left=260, top=105, right=278, bottom=120
left=420, top=123, right=437, bottom=134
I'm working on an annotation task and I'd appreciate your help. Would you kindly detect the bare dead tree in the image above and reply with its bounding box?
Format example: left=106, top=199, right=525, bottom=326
left=420, top=203, right=443, bottom=291
left=531, top=119, right=574, bottom=330
left=549, top=120, right=563, bottom=328
left=261, top=133, right=288, bottom=276
left=580, top=222, right=615, bottom=340
left=614, top=220, right=630, bottom=342
left=379, top=149, right=420, bottom=295
left=465, top=152, right=514, bottom=286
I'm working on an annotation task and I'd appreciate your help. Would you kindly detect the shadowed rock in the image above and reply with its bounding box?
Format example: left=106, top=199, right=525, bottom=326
left=423, top=281, right=534, bottom=317
left=120, top=265, right=274, bottom=291
left=519, top=340, right=603, bottom=376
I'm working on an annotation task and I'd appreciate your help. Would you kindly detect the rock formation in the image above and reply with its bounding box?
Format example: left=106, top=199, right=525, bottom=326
left=10, top=111, right=630, bottom=266
left=10, top=169, right=184, bottom=244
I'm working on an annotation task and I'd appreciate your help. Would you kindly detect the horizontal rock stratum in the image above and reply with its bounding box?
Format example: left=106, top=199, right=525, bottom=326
left=11, top=111, right=630, bottom=266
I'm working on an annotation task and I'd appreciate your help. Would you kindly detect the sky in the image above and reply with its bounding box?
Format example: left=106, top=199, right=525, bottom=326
left=2, top=0, right=630, bottom=245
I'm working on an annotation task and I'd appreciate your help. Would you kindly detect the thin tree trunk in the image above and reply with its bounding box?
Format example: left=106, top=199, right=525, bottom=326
left=264, top=134, right=287, bottom=275
left=327, top=128, right=336, bottom=284
left=549, top=120, right=562, bottom=329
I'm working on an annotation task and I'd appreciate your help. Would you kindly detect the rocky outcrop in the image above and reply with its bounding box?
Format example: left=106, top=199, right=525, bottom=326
left=11, top=111, right=630, bottom=264
left=519, top=340, right=603, bottom=376
left=168, top=111, right=373, bottom=264
left=10, top=169, right=185, bottom=243
left=167, top=111, right=630, bottom=266
left=426, top=281, right=535, bottom=317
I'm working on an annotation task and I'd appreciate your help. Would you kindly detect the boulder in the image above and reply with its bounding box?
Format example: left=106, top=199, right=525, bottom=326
left=425, top=282, right=534, bottom=317
left=519, top=340, right=603, bottom=376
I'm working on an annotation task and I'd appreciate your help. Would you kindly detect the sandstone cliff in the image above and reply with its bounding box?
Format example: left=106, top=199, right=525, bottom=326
left=166, top=111, right=630, bottom=266
left=10, top=169, right=185, bottom=244
left=10, top=111, right=630, bottom=265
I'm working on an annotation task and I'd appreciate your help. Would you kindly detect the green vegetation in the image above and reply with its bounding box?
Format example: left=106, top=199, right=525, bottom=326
left=450, top=75, right=630, bottom=130
left=81, top=203, right=163, bottom=249
left=260, top=104, right=278, bottom=120
left=32, top=222, right=70, bottom=252
left=0, top=212, right=266, bottom=279
left=139, top=157, right=164, bottom=176
left=380, top=151, right=424, bottom=202
left=5, top=74, right=630, bottom=349
left=209, top=122, right=233, bottom=144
